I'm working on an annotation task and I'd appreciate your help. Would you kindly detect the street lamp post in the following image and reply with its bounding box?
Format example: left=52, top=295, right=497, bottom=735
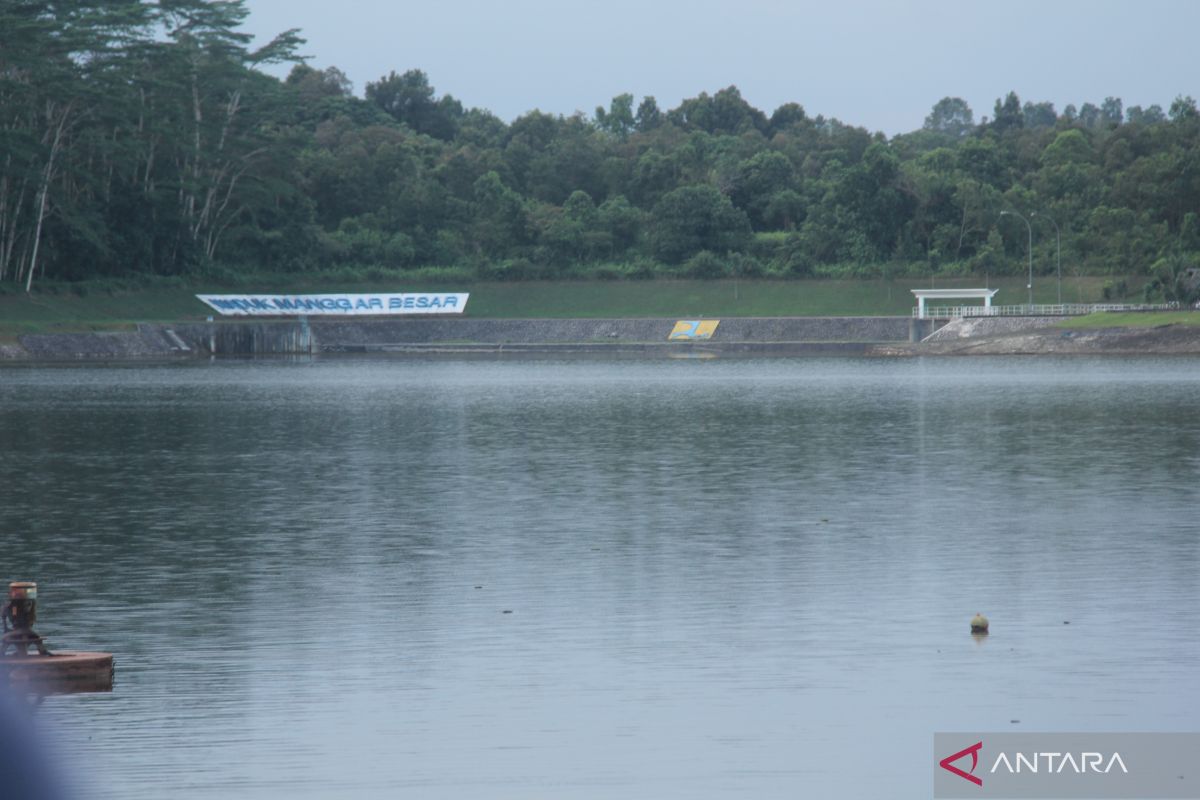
left=1032, top=212, right=1061, bottom=305
left=1001, top=210, right=1033, bottom=308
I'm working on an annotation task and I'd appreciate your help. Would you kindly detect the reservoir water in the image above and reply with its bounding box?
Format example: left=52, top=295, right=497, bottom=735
left=2, top=356, right=1198, bottom=798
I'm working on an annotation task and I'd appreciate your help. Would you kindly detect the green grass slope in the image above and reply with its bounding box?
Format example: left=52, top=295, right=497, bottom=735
left=0, top=274, right=1125, bottom=339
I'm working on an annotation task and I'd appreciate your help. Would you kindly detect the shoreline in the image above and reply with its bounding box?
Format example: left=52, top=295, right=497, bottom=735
left=3, top=315, right=1200, bottom=361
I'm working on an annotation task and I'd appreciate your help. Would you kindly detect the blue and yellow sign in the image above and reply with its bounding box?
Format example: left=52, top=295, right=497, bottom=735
left=669, top=320, right=720, bottom=340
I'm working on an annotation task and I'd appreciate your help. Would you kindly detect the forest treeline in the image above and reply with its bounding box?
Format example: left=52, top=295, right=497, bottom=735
left=2, top=1, right=1199, bottom=299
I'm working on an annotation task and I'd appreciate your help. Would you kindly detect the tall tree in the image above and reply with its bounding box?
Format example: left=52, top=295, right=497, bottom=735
left=366, top=69, right=461, bottom=140
left=1169, top=95, right=1199, bottom=123
left=923, top=97, right=974, bottom=138
left=158, top=0, right=303, bottom=267
left=1022, top=101, right=1057, bottom=128
left=649, top=184, right=751, bottom=263
left=595, top=93, right=635, bottom=139
left=0, top=0, right=155, bottom=289
left=991, top=92, right=1024, bottom=133
left=1100, top=97, right=1124, bottom=127
left=634, top=96, right=663, bottom=132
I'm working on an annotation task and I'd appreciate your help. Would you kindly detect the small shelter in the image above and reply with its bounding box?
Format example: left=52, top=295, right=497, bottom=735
left=911, top=288, right=999, bottom=319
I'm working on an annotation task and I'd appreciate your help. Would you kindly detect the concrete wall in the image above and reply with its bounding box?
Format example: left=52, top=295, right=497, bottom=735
left=184, top=316, right=915, bottom=354
left=8, top=317, right=915, bottom=359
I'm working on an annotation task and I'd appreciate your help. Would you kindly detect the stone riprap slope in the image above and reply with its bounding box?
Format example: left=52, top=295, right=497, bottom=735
left=9, top=315, right=1199, bottom=359
left=13, top=325, right=191, bottom=360
left=922, top=317, right=1062, bottom=341
left=309, top=316, right=913, bottom=347
left=875, top=315, right=1200, bottom=355
left=4, top=317, right=914, bottom=359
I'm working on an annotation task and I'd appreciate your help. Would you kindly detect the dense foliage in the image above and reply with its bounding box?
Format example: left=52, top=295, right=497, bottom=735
left=3, top=1, right=1199, bottom=296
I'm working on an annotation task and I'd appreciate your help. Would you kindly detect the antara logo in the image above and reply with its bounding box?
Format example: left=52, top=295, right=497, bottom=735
left=940, top=740, right=1130, bottom=787
left=940, top=741, right=985, bottom=786
left=991, top=751, right=1128, bottom=774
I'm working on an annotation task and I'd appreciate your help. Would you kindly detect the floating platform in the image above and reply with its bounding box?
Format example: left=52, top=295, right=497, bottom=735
left=1, top=651, right=114, bottom=693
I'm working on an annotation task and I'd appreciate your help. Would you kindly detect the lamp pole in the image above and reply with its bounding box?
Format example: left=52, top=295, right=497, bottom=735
left=1001, top=210, right=1033, bottom=308
left=1032, top=212, right=1061, bottom=305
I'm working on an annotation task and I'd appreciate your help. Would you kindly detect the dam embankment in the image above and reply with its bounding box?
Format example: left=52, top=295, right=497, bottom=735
left=5, top=316, right=933, bottom=360
left=8, top=315, right=1200, bottom=360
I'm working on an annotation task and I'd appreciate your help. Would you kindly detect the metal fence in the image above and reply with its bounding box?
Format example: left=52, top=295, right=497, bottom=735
left=913, top=303, right=1179, bottom=319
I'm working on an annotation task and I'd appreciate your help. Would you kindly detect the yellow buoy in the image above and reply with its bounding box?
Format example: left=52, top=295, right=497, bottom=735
left=970, top=612, right=989, bottom=634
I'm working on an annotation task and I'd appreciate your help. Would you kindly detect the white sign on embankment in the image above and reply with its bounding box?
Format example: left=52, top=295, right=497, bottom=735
left=196, top=293, right=469, bottom=316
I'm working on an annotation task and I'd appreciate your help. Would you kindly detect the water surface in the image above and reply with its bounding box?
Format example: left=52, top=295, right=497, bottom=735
left=2, top=356, right=1198, bottom=798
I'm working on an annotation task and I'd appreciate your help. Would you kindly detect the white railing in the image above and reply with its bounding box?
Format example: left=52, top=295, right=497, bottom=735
left=913, top=303, right=1179, bottom=319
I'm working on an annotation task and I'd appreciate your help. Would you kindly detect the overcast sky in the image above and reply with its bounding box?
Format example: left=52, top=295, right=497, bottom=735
left=241, top=0, right=1199, bottom=136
